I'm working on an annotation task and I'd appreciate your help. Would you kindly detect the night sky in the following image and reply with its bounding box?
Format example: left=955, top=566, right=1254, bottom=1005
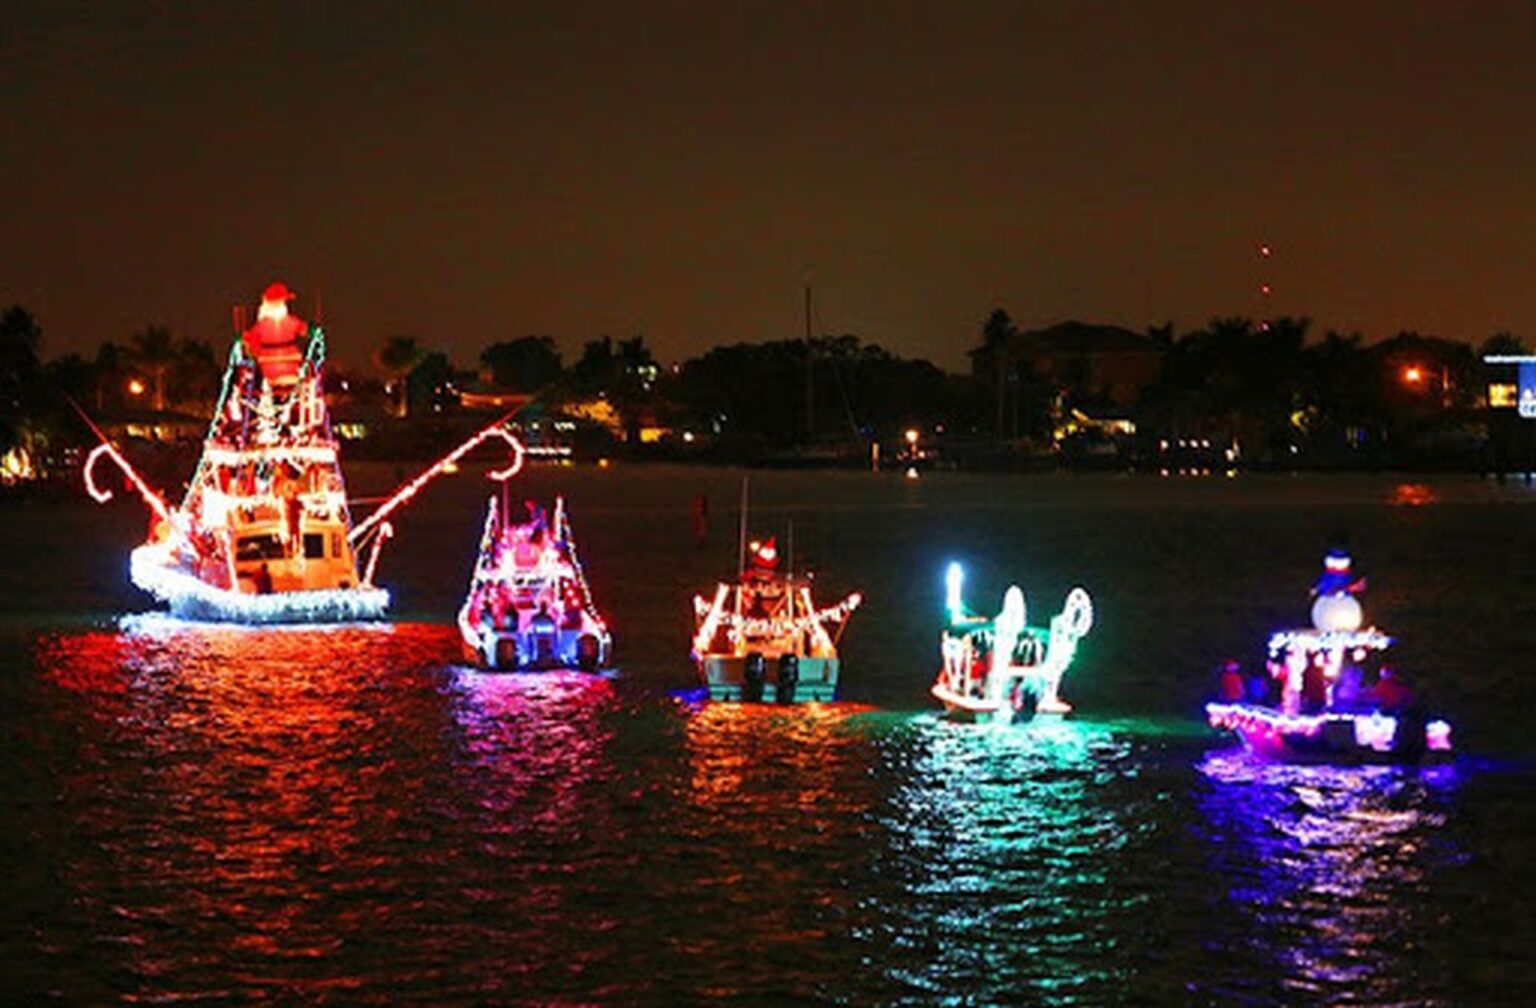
left=6, top=1, right=1536, bottom=370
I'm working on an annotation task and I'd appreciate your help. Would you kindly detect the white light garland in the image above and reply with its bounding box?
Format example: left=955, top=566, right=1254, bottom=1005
left=1206, top=702, right=1453, bottom=754
left=1266, top=627, right=1392, bottom=656
left=695, top=591, right=861, bottom=642
left=131, top=544, right=388, bottom=623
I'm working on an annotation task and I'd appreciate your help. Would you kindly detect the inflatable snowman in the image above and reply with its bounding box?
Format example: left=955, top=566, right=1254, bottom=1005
left=1310, top=548, right=1365, bottom=631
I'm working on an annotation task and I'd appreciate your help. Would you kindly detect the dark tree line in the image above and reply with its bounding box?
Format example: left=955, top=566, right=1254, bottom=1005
left=1133, top=317, right=1522, bottom=464
left=3, top=296, right=1528, bottom=473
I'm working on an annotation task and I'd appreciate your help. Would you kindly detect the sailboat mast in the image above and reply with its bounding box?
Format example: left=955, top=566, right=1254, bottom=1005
left=804, top=282, right=814, bottom=442
left=737, top=475, right=749, bottom=580
left=735, top=475, right=748, bottom=631
left=786, top=518, right=794, bottom=623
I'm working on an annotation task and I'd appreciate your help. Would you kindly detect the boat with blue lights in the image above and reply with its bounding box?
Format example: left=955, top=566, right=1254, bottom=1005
left=1205, top=549, right=1453, bottom=761
left=84, top=282, right=524, bottom=623
left=931, top=562, right=1094, bottom=723
left=459, top=494, right=613, bottom=672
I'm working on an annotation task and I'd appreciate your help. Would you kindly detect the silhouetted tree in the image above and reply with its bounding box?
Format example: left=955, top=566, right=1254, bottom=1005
left=981, top=308, right=1017, bottom=436
left=374, top=335, right=426, bottom=417
left=1480, top=332, right=1529, bottom=358
left=0, top=306, right=43, bottom=452
left=407, top=351, right=457, bottom=415
left=127, top=325, right=177, bottom=411
left=480, top=336, right=563, bottom=393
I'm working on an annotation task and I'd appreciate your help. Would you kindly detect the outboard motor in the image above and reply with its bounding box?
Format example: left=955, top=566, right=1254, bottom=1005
left=776, top=654, right=799, bottom=703
left=742, top=651, right=766, bottom=702
left=1392, top=705, right=1428, bottom=761
left=531, top=612, right=557, bottom=667
left=575, top=633, right=601, bottom=672
left=1009, top=679, right=1041, bottom=724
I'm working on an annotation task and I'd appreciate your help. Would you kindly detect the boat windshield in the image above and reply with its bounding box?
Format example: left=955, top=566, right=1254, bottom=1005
left=235, top=533, right=287, bottom=561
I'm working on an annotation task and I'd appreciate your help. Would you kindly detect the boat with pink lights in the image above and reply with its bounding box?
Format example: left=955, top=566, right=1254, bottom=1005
left=931, top=562, right=1094, bottom=723
left=458, top=495, right=613, bottom=672
left=1205, top=548, right=1453, bottom=761
left=83, top=282, right=524, bottom=623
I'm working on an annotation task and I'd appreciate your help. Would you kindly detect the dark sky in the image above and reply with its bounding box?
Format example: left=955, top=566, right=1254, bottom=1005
left=5, top=1, right=1536, bottom=371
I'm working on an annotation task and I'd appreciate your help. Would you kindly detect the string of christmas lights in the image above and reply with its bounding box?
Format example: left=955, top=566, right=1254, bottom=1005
left=1266, top=627, right=1392, bottom=657
left=131, top=543, right=388, bottom=623
left=694, top=590, right=861, bottom=641
left=84, top=442, right=174, bottom=525
left=351, top=420, right=525, bottom=549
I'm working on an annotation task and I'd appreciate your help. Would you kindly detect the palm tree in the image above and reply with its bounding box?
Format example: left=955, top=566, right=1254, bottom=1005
left=128, top=325, right=176, bottom=411
left=981, top=308, right=1016, bottom=437
left=374, top=335, right=425, bottom=417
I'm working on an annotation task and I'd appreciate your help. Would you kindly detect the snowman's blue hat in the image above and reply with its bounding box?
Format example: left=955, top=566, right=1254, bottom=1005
left=1323, top=548, right=1352, bottom=572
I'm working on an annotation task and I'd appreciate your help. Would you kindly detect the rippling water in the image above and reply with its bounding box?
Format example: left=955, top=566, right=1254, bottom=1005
left=4, top=467, right=1535, bottom=1004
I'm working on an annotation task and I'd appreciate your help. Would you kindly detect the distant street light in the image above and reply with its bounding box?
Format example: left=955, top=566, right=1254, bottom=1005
left=127, top=378, right=146, bottom=396
left=1402, top=366, right=1423, bottom=385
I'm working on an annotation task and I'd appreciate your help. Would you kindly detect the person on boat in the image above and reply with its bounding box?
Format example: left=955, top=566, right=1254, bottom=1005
left=530, top=603, right=557, bottom=663
left=1332, top=660, right=1367, bottom=712
left=968, top=637, right=990, bottom=698
left=489, top=585, right=512, bottom=631
left=254, top=562, right=273, bottom=595
left=523, top=499, right=549, bottom=539
left=1374, top=666, right=1415, bottom=713
left=1301, top=657, right=1329, bottom=714
left=1216, top=659, right=1246, bottom=702
left=273, top=463, right=302, bottom=544
left=241, top=282, right=309, bottom=397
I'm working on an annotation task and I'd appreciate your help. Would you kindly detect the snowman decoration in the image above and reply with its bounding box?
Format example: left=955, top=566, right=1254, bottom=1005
left=1310, top=548, right=1366, bottom=632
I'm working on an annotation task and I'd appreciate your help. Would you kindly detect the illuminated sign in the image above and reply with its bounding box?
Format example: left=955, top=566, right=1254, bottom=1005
left=1483, top=355, right=1536, bottom=419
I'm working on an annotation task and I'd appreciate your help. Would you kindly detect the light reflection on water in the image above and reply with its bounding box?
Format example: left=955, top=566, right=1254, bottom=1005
left=868, top=716, right=1148, bottom=1005
left=7, top=618, right=1517, bottom=1005
left=1191, top=750, right=1464, bottom=1006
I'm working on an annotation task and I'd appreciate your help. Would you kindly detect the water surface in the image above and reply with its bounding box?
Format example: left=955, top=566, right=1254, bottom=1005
left=3, top=467, right=1534, bottom=1004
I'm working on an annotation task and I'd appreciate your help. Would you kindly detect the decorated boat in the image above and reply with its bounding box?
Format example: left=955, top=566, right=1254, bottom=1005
left=1205, top=548, right=1453, bottom=761
left=458, top=492, right=613, bottom=672
left=84, top=282, right=524, bottom=623
left=691, top=527, right=860, bottom=702
left=931, top=562, right=1094, bottom=723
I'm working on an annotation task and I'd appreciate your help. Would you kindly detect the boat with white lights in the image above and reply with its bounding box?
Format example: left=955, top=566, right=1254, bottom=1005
left=690, top=488, right=860, bottom=702
left=459, top=493, right=613, bottom=672
left=83, top=282, right=524, bottom=623
left=931, top=562, right=1093, bottom=723
left=1205, top=548, right=1453, bottom=761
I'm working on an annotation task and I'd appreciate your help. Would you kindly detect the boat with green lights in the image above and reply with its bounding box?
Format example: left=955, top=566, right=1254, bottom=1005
left=932, top=562, right=1093, bottom=723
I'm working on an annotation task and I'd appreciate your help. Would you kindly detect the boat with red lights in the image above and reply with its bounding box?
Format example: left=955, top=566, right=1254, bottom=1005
left=84, top=282, right=524, bottom=623
left=1205, top=548, right=1453, bottom=761
left=931, top=562, right=1093, bottom=723
left=691, top=523, right=860, bottom=702
left=458, top=494, right=613, bottom=672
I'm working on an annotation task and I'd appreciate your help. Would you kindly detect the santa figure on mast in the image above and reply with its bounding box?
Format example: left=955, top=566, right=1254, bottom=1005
left=242, top=282, right=309, bottom=396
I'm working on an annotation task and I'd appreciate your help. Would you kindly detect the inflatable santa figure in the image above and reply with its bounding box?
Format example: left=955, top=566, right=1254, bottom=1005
left=241, top=282, right=309, bottom=395
left=1310, top=547, right=1367, bottom=632
left=746, top=537, right=779, bottom=580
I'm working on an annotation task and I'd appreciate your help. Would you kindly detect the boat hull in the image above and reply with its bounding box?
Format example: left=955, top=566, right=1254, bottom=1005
left=698, top=654, right=838, bottom=702
left=931, top=683, right=1069, bottom=724
left=132, top=547, right=388, bottom=624
left=1206, top=702, right=1452, bottom=763
left=462, top=628, right=613, bottom=674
